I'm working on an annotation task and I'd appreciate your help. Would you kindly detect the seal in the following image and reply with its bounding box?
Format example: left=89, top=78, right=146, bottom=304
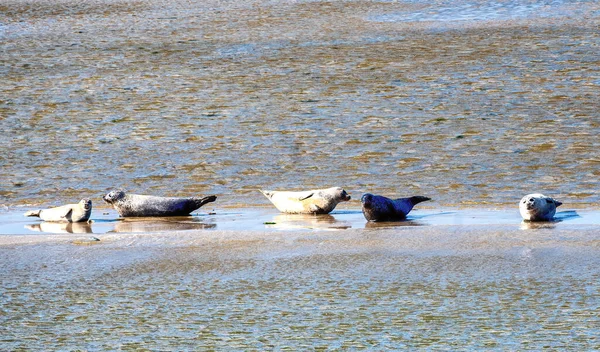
left=519, top=193, right=562, bottom=221
left=259, top=187, right=351, bottom=214
left=361, top=193, right=430, bottom=222
left=24, top=198, right=92, bottom=223
left=103, top=190, right=217, bottom=217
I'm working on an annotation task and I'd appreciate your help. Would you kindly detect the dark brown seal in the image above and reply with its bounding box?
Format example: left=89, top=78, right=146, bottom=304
left=361, top=193, right=430, bottom=222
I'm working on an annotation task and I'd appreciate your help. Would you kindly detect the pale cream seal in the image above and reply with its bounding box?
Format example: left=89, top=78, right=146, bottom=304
left=361, top=193, right=430, bottom=222
left=260, top=187, right=351, bottom=214
left=24, top=199, right=92, bottom=223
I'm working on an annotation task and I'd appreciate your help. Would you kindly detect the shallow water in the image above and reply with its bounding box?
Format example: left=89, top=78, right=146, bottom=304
left=1, top=206, right=598, bottom=235
left=1, top=0, right=599, bottom=208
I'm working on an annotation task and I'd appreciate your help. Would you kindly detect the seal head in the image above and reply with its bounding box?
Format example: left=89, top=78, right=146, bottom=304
left=103, top=190, right=126, bottom=204
left=80, top=198, right=92, bottom=211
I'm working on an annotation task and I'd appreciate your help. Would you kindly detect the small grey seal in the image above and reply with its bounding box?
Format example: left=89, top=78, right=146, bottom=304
left=24, top=199, right=92, bottom=223
left=361, top=193, right=430, bottom=222
left=519, top=193, right=562, bottom=221
left=259, top=187, right=351, bottom=214
left=103, top=190, right=216, bottom=217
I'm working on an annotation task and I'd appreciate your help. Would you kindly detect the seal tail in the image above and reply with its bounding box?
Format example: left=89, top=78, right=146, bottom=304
left=554, top=200, right=563, bottom=207
left=259, top=190, right=274, bottom=199
left=409, top=196, right=431, bottom=205
left=193, top=195, right=217, bottom=208
left=394, top=196, right=431, bottom=217
left=24, top=210, right=41, bottom=217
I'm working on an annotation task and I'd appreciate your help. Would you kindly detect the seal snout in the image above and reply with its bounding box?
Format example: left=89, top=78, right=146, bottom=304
left=81, top=199, right=92, bottom=210
left=342, top=190, right=351, bottom=201
left=524, top=197, right=536, bottom=210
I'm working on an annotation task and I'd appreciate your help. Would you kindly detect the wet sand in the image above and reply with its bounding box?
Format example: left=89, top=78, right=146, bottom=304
left=2, top=203, right=600, bottom=349
left=2, top=220, right=600, bottom=349
left=4, top=207, right=599, bottom=349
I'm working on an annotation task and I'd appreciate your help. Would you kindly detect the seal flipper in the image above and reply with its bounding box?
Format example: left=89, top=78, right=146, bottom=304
left=298, top=192, right=314, bottom=201
left=62, top=208, right=73, bottom=219
left=553, top=199, right=563, bottom=207
left=259, top=190, right=274, bottom=199
left=192, top=195, right=217, bottom=210
left=408, top=196, right=431, bottom=205
left=309, top=204, right=324, bottom=213
left=24, top=210, right=41, bottom=217
left=394, top=196, right=431, bottom=218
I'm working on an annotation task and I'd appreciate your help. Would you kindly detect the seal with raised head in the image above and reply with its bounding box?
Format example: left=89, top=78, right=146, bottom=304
left=260, top=187, right=351, bottom=214
left=103, top=190, right=217, bottom=217
left=361, top=193, right=430, bottom=222
left=24, top=198, right=92, bottom=223
left=519, top=193, right=562, bottom=221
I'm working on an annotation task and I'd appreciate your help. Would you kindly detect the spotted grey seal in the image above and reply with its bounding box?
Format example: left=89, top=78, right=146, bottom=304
left=519, top=193, right=562, bottom=221
left=260, top=187, right=351, bottom=214
left=24, top=198, right=92, bottom=223
left=103, top=190, right=217, bottom=217
left=361, top=193, right=430, bottom=222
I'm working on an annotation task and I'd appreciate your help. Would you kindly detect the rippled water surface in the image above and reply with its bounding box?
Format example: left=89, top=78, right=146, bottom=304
left=1, top=0, right=599, bottom=209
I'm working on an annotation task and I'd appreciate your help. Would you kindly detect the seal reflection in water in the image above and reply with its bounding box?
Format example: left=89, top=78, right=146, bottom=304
left=361, top=193, right=431, bottom=222
left=266, top=213, right=352, bottom=230
left=259, top=187, right=351, bottom=214
left=24, top=199, right=92, bottom=222
left=103, top=190, right=217, bottom=217
left=519, top=193, right=562, bottom=221
left=111, top=218, right=216, bottom=232
left=26, top=222, right=93, bottom=234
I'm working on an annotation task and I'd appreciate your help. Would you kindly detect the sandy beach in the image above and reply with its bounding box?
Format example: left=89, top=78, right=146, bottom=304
left=2, top=215, right=600, bottom=349
left=3, top=205, right=600, bottom=349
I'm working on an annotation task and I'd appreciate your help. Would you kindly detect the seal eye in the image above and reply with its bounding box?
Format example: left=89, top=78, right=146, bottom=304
left=529, top=198, right=535, bottom=202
